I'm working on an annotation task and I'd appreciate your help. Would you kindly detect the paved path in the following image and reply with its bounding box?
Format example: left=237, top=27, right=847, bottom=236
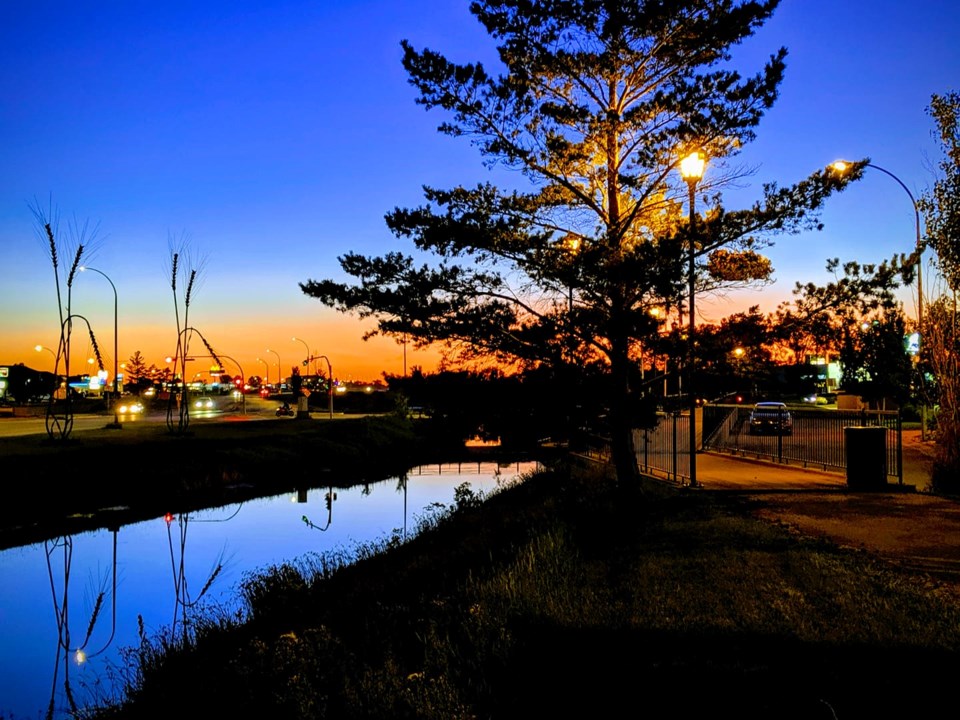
left=691, top=432, right=960, bottom=592
left=695, top=429, right=937, bottom=492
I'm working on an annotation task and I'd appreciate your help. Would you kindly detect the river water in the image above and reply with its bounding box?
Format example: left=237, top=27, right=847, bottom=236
left=0, top=459, right=537, bottom=720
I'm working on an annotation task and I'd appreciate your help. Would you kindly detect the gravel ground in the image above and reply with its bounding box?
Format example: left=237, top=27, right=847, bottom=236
left=747, top=431, right=960, bottom=593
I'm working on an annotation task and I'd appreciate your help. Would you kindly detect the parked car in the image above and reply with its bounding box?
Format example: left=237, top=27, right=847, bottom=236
left=748, top=401, right=793, bottom=435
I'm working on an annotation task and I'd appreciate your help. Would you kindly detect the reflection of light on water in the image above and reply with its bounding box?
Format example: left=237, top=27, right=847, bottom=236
left=1, top=461, right=540, bottom=720
left=43, top=528, right=120, bottom=718
left=464, top=436, right=501, bottom=447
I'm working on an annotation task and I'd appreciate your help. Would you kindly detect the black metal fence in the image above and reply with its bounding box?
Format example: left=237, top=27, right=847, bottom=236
left=577, top=405, right=902, bottom=486
left=634, top=413, right=692, bottom=485
left=702, top=404, right=902, bottom=481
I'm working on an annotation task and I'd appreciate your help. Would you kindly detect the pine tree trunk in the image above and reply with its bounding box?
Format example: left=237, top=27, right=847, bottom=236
left=609, top=334, right=638, bottom=486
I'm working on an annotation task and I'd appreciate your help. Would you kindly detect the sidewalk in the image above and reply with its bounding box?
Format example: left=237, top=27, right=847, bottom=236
left=692, top=432, right=960, bottom=591
left=694, top=429, right=937, bottom=493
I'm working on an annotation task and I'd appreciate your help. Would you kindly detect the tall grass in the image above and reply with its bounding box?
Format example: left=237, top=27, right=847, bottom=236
left=91, top=464, right=960, bottom=719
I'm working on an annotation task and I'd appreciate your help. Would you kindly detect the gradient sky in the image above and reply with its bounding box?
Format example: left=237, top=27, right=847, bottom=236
left=1, top=0, right=958, bottom=383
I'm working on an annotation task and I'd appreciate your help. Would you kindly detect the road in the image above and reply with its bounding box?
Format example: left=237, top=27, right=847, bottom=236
left=0, top=396, right=336, bottom=439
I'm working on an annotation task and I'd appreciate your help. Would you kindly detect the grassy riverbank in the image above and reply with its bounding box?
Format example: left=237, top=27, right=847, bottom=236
left=87, top=458, right=960, bottom=719
left=0, top=415, right=456, bottom=550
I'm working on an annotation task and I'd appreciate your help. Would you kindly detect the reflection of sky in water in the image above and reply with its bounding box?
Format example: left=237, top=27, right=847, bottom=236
left=0, top=461, right=536, bottom=720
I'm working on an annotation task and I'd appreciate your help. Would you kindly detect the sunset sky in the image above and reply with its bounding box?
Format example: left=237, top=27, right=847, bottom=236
left=2, top=0, right=957, bottom=383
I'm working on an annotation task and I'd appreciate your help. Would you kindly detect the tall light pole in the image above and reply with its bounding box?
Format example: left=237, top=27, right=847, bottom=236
left=680, top=150, right=706, bottom=488
left=266, top=348, right=282, bottom=386
left=79, top=266, right=120, bottom=429
left=257, top=357, right=269, bottom=386
left=292, top=337, right=310, bottom=373
left=564, top=234, right=581, bottom=314
left=35, top=344, right=59, bottom=399
left=35, top=344, right=57, bottom=368
left=830, top=160, right=926, bottom=439
left=315, top=354, right=334, bottom=419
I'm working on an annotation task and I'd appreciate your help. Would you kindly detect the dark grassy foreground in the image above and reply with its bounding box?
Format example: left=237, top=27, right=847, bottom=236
left=83, top=457, right=960, bottom=719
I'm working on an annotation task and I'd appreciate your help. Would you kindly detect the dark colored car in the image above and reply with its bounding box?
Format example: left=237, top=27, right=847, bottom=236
left=748, top=402, right=793, bottom=435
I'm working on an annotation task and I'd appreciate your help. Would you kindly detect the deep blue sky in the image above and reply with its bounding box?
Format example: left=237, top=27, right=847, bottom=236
left=1, top=0, right=957, bottom=379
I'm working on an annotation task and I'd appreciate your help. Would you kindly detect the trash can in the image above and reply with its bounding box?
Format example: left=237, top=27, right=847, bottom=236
left=844, top=426, right=887, bottom=490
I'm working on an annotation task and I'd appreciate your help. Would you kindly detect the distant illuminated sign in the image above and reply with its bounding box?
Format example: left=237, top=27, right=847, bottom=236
left=905, top=332, right=921, bottom=356
left=0, top=367, right=8, bottom=378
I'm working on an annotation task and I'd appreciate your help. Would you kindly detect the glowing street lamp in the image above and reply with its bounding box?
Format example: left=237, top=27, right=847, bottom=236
left=257, top=357, right=269, bottom=386
left=35, top=344, right=56, bottom=367
left=564, top=234, right=581, bottom=314
left=679, top=150, right=706, bottom=488
left=266, top=348, right=282, bottom=385
left=292, top=337, right=310, bottom=373
left=830, top=160, right=926, bottom=438
left=79, top=265, right=121, bottom=428
left=315, top=354, right=334, bottom=420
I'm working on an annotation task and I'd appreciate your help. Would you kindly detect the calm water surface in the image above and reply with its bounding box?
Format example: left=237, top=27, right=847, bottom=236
left=0, top=460, right=536, bottom=720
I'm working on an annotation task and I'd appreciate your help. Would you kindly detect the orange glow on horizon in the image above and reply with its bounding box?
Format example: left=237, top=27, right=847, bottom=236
left=2, top=314, right=447, bottom=384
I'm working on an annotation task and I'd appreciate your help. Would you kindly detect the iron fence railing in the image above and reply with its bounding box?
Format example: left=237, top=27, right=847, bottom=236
left=578, top=414, right=693, bottom=486
left=575, top=405, right=902, bottom=486
left=634, top=412, right=691, bottom=485
left=702, top=405, right=902, bottom=481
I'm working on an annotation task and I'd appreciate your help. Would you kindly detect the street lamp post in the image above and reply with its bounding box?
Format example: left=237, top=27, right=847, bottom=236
left=680, top=150, right=706, bottom=488
left=35, top=344, right=59, bottom=398
left=564, top=235, right=581, bottom=315
left=315, top=354, right=334, bottom=420
left=79, top=266, right=120, bottom=429
left=216, top=353, right=246, bottom=415
left=292, top=337, right=310, bottom=373
left=257, top=357, right=269, bottom=387
left=266, top=348, right=282, bottom=387
left=830, top=161, right=926, bottom=439
left=35, top=344, right=57, bottom=367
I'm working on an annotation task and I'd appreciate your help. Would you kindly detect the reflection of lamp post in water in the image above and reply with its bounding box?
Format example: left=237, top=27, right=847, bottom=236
left=302, top=488, right=337, bottom=531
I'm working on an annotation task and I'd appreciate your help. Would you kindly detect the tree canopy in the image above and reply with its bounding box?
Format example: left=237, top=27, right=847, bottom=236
left=302, top=0, right=868, bottom=483
left=921, top=91, right=960, bottom=292
left=919, top=90, right=960, bottom=490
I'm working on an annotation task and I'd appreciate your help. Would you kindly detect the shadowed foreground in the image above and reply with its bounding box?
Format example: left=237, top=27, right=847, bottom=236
left=89, top=461, right=960, bottom=719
